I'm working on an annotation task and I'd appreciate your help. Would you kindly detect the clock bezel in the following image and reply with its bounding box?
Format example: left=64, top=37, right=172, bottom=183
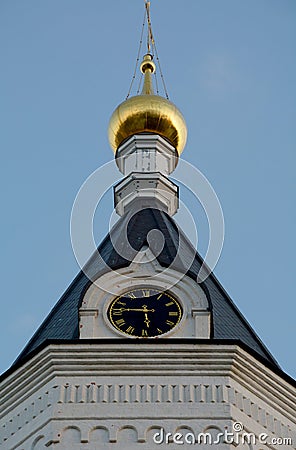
left=104, top=287, right=185, bottom=338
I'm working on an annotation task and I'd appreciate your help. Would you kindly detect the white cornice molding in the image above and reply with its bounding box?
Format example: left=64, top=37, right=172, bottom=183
left=1, top=343, right=295, bottom=449
left=1, top=343, right=294, bottom=423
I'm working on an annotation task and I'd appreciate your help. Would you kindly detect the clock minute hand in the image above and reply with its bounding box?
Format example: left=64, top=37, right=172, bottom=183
left=141, top=305, right=155, bottom=313
left=112, top=307, right=144, bottom=312
left=116, top=306, right=155, bottom=313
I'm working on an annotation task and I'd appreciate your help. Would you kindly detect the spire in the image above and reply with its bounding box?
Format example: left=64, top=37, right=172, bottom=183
left=140, top=54, right=155, bottom=95
left=144, top=0, right=154, bottom=54
left=108, top=2, right=187, bottom=217
left=108, top=1, right=187, bottom=155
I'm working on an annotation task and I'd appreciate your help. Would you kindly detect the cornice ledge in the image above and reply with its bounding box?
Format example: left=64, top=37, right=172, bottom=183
left=1, top=343, right=294, bottom=420
left=230, top=348, right=296, bottom=424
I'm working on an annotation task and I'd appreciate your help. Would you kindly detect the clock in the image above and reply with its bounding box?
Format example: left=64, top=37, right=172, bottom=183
left=107, top=288, right=183, bottom=337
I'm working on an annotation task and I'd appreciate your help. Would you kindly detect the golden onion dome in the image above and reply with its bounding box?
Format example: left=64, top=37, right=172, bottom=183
left=108, top=54, right=187, bottom=155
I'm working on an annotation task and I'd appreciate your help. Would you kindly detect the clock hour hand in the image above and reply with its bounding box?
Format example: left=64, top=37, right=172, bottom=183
left=144, top=312, right=150, bottom=328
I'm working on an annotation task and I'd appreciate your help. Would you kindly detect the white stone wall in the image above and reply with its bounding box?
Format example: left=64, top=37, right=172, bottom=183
left=0, top=344, right=295, bottom=449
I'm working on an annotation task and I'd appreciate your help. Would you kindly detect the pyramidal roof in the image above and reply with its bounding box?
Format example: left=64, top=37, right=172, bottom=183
left=13, top=207, right=278, bottom=370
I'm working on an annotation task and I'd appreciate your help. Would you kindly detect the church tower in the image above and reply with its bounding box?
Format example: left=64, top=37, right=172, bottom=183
left=1, top=3, right=295, bottom=449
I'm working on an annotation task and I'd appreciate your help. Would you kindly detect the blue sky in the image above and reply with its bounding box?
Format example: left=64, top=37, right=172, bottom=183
left=0, top=1, right=295, bottom=378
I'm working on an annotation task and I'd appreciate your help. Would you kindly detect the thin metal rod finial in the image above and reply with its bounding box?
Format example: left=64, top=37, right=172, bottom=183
left=144, top=0, right=154, bottom=53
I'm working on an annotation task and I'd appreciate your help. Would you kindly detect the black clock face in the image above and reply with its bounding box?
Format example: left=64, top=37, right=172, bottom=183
left=107, top=288, right=182, bottom=337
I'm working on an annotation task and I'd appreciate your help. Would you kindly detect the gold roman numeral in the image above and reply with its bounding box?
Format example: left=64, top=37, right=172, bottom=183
left=142, top=290, right=150, bottom=297
left=157, top=294, right=163, bottom=300
left=142, top=329, right=148, bottom=337
left=128, top=293, right=136, bottom=299
left=115, top=318, right=125, bottom=327
left=165, top=301, right=174, bottom=307
left=126, top=326, right=135, bottom=334
left=169, top=311, right=178, bottom=316
left=117, top=301, right=126, bottom=306
left=166, top=320, right=175, bottom=326
left=157, top=328, right=163, bottom=334
left=112, top=309, right=123, bottom=315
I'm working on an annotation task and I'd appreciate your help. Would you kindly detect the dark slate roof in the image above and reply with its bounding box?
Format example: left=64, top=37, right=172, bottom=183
left=13, top=207, right=278, bottom=368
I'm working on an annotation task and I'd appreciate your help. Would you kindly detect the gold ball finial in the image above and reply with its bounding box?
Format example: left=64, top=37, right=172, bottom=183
left=140, top=53, right=156, bottom=74
left=108, top=54, right=187, bottom=155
